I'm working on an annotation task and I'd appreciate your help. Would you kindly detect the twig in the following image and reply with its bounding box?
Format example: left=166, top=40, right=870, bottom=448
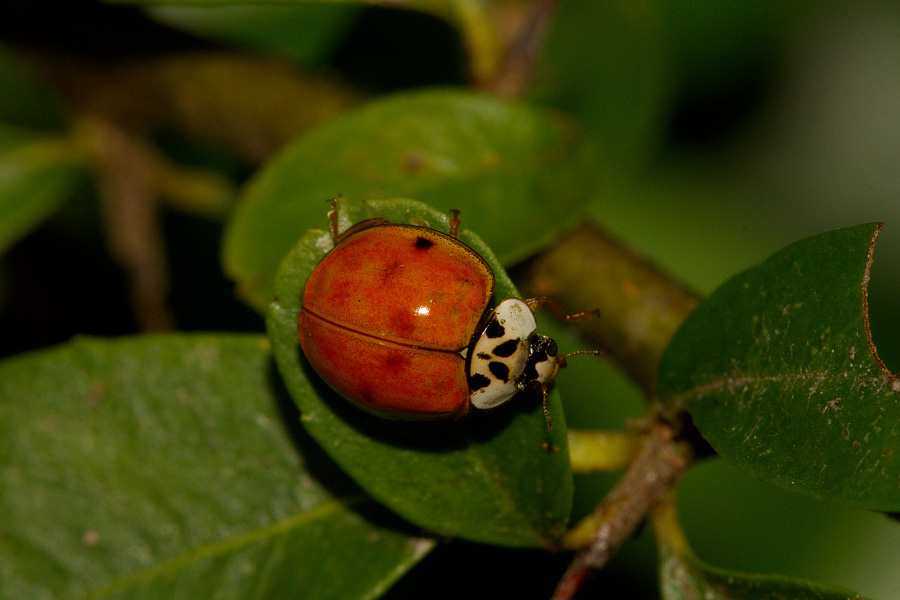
left=553, top=420, right=693, bottom=600
left=518, top=222, right=702, bottom=396
left=79, top=117, right=174, bottom=331
left=488, top=0, right=558, bottom=97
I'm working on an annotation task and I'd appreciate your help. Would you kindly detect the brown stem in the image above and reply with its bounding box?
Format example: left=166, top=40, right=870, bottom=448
left=35, top=52, right=363, bottom=165
left=552, top=420, right=693, bottom=600
left=488, top=0, right=558, bottom=97
left=517, top=222, right=702, bottom=397
left=79, top=117, right=174, bottom=331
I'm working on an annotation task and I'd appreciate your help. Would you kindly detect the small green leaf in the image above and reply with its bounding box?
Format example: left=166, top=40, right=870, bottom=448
left=0, top=334, right=433, bottom=599
left=0, top=128, right=87, bottom=255
left=655, top=501, right=868, bottom=600
left=223, top=88, right=599, bottom=311
left=111, top=0, right=502, bottom=83
left=652, top=497, right=862, bottom=600
left=658, top=223, right=900, bottom=510
left=267, top=198, right=573, bottom=548
left=147, top=4, right=360, bottom=65
left=659, top=552, right=868, bottom=600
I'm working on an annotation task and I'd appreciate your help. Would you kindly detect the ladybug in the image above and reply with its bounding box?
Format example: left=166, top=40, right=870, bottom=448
left=297, top=201, right=597, bottom=424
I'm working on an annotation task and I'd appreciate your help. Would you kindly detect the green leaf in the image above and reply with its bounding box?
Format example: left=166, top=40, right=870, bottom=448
left=659, top=550, right=869, bottom=600
left=658, top=223, right=900, bottom=510
left=267, top=198, right=573, bottom=548
left=654, top=499, right=868, bottom=600
left=109, top=0, right=500, bottom=77
left=147, top=4, right=360, bottom=65
left=0, top=334, right=433, bottom=599
left=657, top=523, right=867, bottom=599
left=223, top=88, right=600, bottom=311
left=530, top=0, right=674, bottom=173
left=0, top=128, right=87, bottom=255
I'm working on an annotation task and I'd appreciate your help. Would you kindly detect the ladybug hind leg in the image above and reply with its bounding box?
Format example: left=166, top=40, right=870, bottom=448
left=327, top=197, right=343, bottom=243
left=448, top=209, right=461, bottom=238
left=325, top=196, right=388, bottom=244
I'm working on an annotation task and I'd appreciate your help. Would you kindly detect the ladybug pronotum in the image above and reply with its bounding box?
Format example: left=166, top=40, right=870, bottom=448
left=297, top=202, right=597, bottom=424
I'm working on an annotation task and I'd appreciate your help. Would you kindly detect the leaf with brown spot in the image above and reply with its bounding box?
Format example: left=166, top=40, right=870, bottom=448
left=658, top=223, right=900, bottom=510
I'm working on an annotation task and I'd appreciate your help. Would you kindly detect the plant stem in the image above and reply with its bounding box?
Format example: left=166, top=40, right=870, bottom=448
left=488, top=0, right=558, bottom=97
left=517, top=221, right=702, bottom=397
left=553, top=420, right=694, bottom=600
left=448, top=0, right=505, bottom=86
left=567, top=430, right=637, bottom=473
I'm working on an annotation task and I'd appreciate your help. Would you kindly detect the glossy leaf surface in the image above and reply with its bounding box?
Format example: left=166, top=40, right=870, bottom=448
left=224, top=88, right=599, bottom=310
left=267, top=198, right=573, bottom=548
left=658, top=223, right=900, bottom=510
left=0, top=334, right=432, bottom=599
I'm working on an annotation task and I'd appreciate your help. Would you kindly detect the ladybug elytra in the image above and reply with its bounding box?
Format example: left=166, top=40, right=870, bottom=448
left=297, top=201, right=597, bottom=425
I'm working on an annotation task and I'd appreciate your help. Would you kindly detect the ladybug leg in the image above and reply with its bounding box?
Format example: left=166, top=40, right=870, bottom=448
left=541, top=385, right=553, bottom=429
left=524, top=297, right=600, bottom=322
left=326, top=196, right=388, bottom=244
left=525, top=296, right=603, bottom=370
left=327, top=198, right=341, bottom=244
left=449, top=209, right=461, bottom=238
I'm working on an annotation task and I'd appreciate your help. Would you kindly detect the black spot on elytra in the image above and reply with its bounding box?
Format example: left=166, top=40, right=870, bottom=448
left=485, top=320, right=505, bottom=339
left=488, top=361, right=510, bottom=382
left=476, top=352, right=492, bottom=360
left=469, top=373, right=491, bottom=391
left=415, top=236, right=434, bottom=250
left=491, top=339, right=519, bottom=358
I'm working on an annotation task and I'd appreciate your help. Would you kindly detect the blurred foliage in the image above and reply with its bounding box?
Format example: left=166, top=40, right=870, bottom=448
left=1, top=1, right=899, bottom=599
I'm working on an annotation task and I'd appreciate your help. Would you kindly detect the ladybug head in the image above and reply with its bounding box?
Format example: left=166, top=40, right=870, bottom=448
left=518, top=334, right=561, bottom=391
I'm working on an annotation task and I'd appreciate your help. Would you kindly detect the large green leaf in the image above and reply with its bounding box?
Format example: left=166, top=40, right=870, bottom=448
left=223, top=88, right=600, bottom=311
left=0, top=334, right=432, bottom=599
left=0, top=127, right=86, bottom=256
left=658, top=223, right=900, bottom=510
left=267, top=198, right=573, bottom=548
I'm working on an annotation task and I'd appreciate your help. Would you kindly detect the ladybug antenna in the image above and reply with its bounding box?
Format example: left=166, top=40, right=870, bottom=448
left=557, top=349, right=602, bottom=369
